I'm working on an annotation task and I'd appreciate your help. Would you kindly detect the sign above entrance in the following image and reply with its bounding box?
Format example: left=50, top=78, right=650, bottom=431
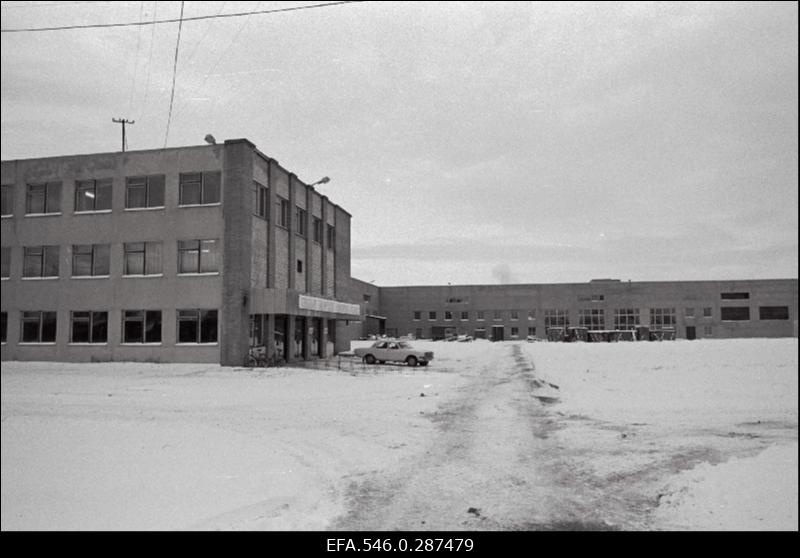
left=298, top=295, right=360, bottom=317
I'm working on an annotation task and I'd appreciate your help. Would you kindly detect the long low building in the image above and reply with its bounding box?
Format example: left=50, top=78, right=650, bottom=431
left=1, top=139, right=361, bottom=365
left=356, top=278, right=798, bottom=341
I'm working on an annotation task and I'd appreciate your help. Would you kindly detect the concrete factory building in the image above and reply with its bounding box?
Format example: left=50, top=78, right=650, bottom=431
left=0, top=139, right=361, bottom=365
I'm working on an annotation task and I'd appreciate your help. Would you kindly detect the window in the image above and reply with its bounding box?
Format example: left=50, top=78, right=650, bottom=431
left=363, top=294, right=371, bottom=303
left=721, top=292, right=749, bottom=300
left=650, top=308, right=676, bottom=329
left=544, top=309, right=569, bottom=329
left=313, top=217, right=323, bottom=243
left=444, top=311, right=453, bottom=321
left=721, top=307, right=750, bottom=321
left=26, top=182, right=61, bottom=214
left=1, top=246, right=9, bottom=279
left=125, top=175, right=165, bottom=209
left=759, top=306, right=789, bottom=320
left=510, top=311, right=519, bottom=321
left=685, top=307, right=695, bottom=318
left=493, top=310, right=502, bottom=321
left=1, top=185, right=13, bottom=216
left=278, top=198, right=289, bottom=227
left=704, top=325, right=713, bottom=336
left=0, top=312, right=6, bottom=342
left=578, top=294, right=605, bottom=302
left=703, top=307, right=713, bottom=318
left=123, top=310, right=162, bottom=343
left=178, top=239, right=218, bottom=274
left=528, top=310, right=536, bottom=320
left=614, top=308, right=640, bottom=330
left=75, top=179, right=112, bottom=212
left=123, top=242, right=162, bottom=276
left=23, top=246, right=59, bottom=278
left=476, top=311, right=485, bottom=321
left=72, top=244, right=110, bottom=277
left=253, top=182, right=269, bottom=219
left=70, top=311, right=108, bottom=343
left=177, top=309, right=218, bottom=343
left=413, top=311, right=421, bottom=321
left=446, top=297, right=464, bottom=303
left=579, top=309, right=605, bottom=330
left=461, top=311, right=469, bottom=321
left=179, top=171, right=221, bottom=206
left=295, top=207, right=307, bottom=236
left=249, top=314, right=266, bottom=347
left=527, top=327, right=536, bottom=337
left=327, top=224, right=335, bottom=249
left=297, top=259, right=303, bottom=273
left=511, top=327, right=519, bottom=337
left=20, top=311, right=57, bottom=343
left=428, top=311, right=437, bottom=321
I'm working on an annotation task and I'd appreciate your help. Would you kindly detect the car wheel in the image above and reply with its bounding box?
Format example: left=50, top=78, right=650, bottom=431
left=406, top=355, right=418, bottom=367
left=364, top=354, right=376, bottom=365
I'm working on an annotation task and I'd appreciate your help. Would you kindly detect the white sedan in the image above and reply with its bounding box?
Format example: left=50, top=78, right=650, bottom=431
left=353, top=340, right=434, bottom=367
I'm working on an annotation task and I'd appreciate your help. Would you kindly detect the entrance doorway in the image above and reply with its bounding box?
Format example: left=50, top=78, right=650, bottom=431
left=491, top=325, right=505, bottom=341
left=686, top=326, right=696, bottom=340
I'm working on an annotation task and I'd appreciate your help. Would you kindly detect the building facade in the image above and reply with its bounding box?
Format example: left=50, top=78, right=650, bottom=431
left=0, top=139, right=360, bottom=365
left=365, top=278, right=798, bottom=341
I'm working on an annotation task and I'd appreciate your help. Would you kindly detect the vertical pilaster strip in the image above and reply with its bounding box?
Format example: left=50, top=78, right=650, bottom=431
left=221, top=139, right=254, bottom=366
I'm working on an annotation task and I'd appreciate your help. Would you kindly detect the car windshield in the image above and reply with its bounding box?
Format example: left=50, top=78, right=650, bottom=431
left=398, top=341, right=413, bottom=349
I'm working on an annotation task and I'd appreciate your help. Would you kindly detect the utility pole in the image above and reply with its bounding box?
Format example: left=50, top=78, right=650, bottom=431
left=112, top=117, right=135, bottom=152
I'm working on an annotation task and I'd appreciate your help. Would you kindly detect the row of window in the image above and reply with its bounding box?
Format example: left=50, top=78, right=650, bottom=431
left=411, top=306, right=790, bottom=328
left=252, top=182, right=335, bottom=247
left=430, top=292, right=753, bottom=306
left=0, top=172, right=221, bottom=216
left=0, top=310, right=217, bottom=345
left=1, top=240, right=218, bottom=279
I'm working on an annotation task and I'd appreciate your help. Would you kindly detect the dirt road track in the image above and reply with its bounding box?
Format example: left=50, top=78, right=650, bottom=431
left=331, top=345, right=651, bottom=530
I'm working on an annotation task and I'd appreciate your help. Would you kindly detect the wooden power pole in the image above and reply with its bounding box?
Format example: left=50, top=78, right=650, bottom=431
left=112, top=117, right=135, bottom=152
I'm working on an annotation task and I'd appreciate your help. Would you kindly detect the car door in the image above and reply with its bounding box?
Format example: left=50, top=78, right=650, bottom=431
left=372, top=341, right=389, bottom=361
left=386, top=342, right=401, bottom=361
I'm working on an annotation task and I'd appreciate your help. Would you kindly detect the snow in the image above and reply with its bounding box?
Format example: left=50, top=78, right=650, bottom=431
left=1, top=338, right=797, bottom=531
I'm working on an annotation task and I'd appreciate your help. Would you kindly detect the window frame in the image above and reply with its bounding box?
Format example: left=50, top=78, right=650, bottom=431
left=179, top=171, right=221, bottom=207
left=123, top=241, right=163, bottom=276
left=295, top=206, right=308, bottom=237
left=1, top=185, right=13, bottom=217
left=25, top=182, right=61, bottom=215
left=69, top=311, right=108, bottom=344
left=71, top=244, right=110, bottom=278
left=176, top=309, right=218, bottom=344
left=19, top=310, right=57, bottom=343
left=177, top=239, right=219, bottom=275
left=122, top=310, right=162, bottom=344
left=125, top=175, right=165, bottom=210
left=74, top=178, right=112, bottom=213
left=23, top=245, right=59, bottom=279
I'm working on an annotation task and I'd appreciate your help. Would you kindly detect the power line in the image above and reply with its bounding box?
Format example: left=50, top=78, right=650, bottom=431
left=127, top=0, right=145, bottom=113
left=163, top=1, right=184, bottom=148
left=138, top=0, right=157, bottom=120
left=1, top=1, right=365, bottom=33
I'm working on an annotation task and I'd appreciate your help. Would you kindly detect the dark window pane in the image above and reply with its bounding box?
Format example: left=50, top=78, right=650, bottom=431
left=45, top=182, right=61, bottom=213
left=759, top=306, right=789, bottom=320
left=27, top=184, right=46, bottom=214
left=44, top=246, right=59, bottom=277
left=22, top=313, right=41, bottom=342
left=200, top=310, right=218, bottom=343
left=145, top=242, right=162, bottom=274
left=145, top=311, right=162, bottom=343
left=73, top=244, right=92, bottom=276
left=199, top=240, right=217, bottom=273
left=24, top=247, right=42, bottom=277
left=41, top=312, right=57, bottom=342
left=75, top=181, right=95, bottom=212
left=95, top=179, right=112, bottom=210
left=91, top=312, right=108, bottom=343
left=93, top=244, right=110, bottom=275
left=0, top=312, right=7, bottom=343
left=721, top=292, right=749, bottom=300
left=71, top=313, right=90, bottom=343
left=124, top=314, right=143, bottom=343
left=180, top=182, right=202, bottom=205
left=124, top=251, right=144, bottom=275
left=147, top=175, right=165, bottom=207
left=203, top=172, right=221, bottom=204
left=721, top=306, right=750, bottom=321
left=126, top=179, right=147, bottom=208
left=178, top=310, right=199, bottom=343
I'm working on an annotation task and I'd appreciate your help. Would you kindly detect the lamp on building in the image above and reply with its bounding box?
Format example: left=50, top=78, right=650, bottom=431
left=309, top=176, right=330, bottom=186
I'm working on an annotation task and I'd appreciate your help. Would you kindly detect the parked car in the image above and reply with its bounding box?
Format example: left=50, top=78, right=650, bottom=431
left=353, top=340, right=434, bottom=367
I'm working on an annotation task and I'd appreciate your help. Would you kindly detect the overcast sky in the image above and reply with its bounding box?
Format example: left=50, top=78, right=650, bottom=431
left=1, top=1, right=797, bottom=286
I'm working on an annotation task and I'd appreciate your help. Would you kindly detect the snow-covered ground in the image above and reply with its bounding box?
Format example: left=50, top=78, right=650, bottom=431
left=1, top=338, right=796, bottom=531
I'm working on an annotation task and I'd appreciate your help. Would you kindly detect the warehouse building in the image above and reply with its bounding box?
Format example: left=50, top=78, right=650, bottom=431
left=364, top=278, right=798, bottom=341
left=0, top=139, right=361, bottom=365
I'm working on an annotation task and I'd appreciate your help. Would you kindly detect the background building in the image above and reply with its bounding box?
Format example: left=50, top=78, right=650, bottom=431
left=356, top=278, right=798, bottom=341
left=1, top=139, right=360, bottom=365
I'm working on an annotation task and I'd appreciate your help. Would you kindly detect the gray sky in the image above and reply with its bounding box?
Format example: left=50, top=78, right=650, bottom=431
left=2, top=1, right=797, bottom=286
